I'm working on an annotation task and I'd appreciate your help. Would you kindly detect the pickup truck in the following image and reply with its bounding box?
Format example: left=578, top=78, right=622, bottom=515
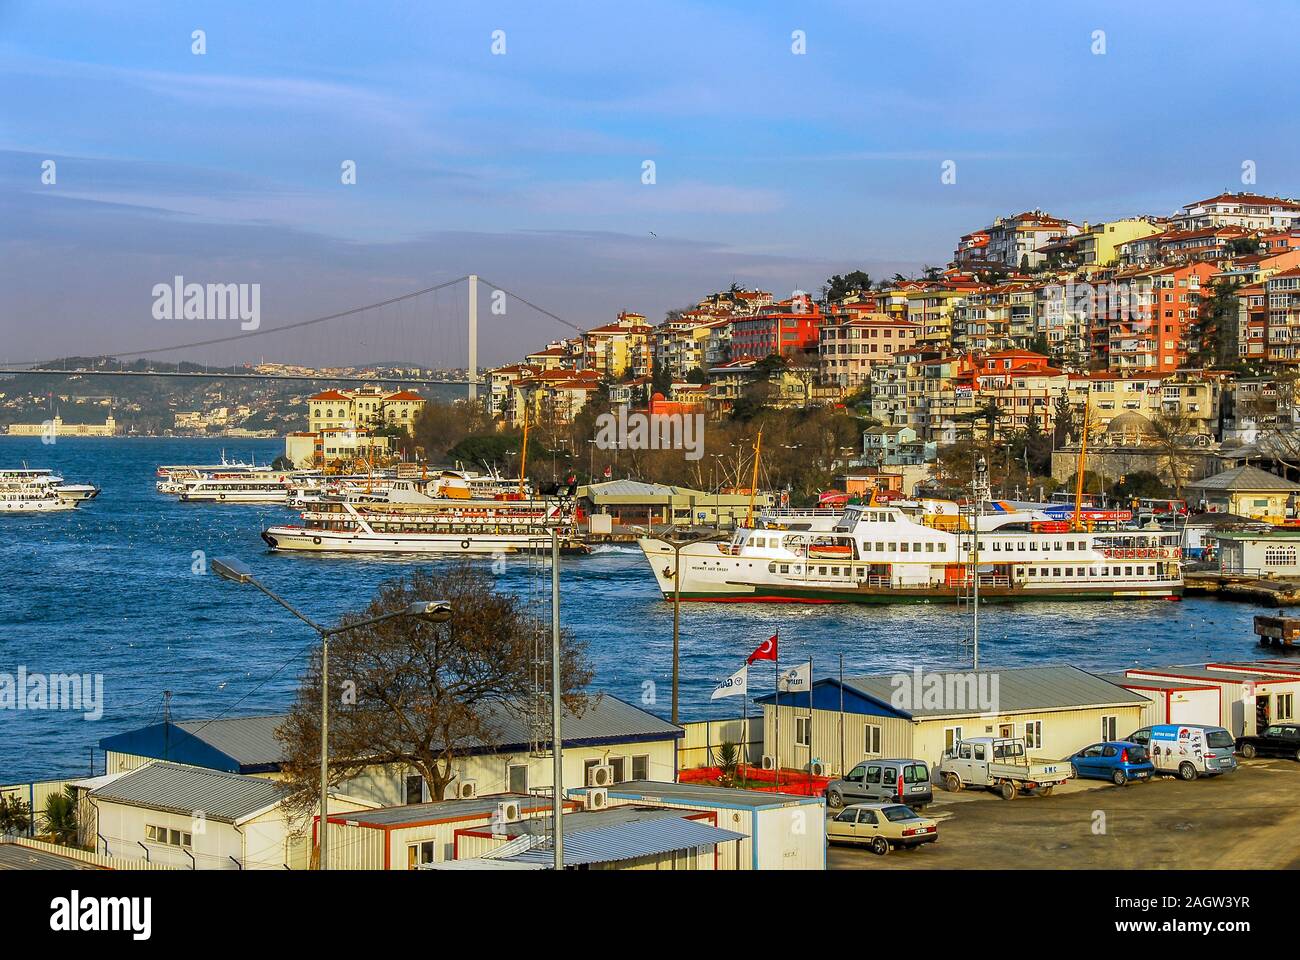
left=937, top=737, right=1071, bottom=799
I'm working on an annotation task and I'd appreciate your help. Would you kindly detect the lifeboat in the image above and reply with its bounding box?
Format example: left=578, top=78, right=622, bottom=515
left=807, top=543, right=853, bottom=559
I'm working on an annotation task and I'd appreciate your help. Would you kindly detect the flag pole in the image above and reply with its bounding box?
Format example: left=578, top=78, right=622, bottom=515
left=774, top=630, right=780, bottom=790
left=839, top=652, right=845, bottom=778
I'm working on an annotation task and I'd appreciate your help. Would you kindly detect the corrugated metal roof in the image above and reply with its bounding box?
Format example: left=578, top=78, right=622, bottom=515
left=0, top=843, right=104, bottom=871
left=503, top=812, right=745, bottom=867
left=90, top=762, right=286, bottom=824
left=839, top=665, right=1149, bottom=719
left=1095, top=673, right=1215, bottom=691
left=174, top=714, right=289, bottom=767
left=580, top=779, right=821, bottom=809
left=1187, top=464, right=1300, bottom=492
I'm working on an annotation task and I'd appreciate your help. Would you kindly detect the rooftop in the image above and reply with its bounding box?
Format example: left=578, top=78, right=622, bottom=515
left=90, top=761, right=287, bottom=824
left=1186, top=464, right=1300, bottom=492
left=573, top=779, right=823, bottom=808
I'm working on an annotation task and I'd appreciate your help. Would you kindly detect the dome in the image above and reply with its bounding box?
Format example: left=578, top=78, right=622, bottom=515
left=1105, top=411, right=1156, bottom=439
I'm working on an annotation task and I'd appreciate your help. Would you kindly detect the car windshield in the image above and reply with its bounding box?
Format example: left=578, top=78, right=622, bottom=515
left=881, top=805, right=916, bottom=822
left=902, top=764, right=928, bottom=783
left=1206, top=731, right=1234, bottom=749
left=1127, top=745, right=1147, bottom=761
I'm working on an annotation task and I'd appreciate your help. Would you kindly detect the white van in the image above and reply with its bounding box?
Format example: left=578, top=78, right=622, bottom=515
left=1127, top=724, right=1238, bottom=780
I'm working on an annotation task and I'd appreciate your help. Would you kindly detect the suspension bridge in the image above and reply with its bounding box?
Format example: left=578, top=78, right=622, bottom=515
left=0, top=275, right=581, bottom=399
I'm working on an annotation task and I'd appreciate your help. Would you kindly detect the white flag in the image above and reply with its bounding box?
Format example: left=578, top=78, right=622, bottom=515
left=710, top=665, right=748, bottom=700
left=778, top=661, right=811, bottom=693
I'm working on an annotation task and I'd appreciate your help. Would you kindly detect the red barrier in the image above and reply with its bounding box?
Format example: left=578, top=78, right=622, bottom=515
left=679, top=765, right=831, bottom=797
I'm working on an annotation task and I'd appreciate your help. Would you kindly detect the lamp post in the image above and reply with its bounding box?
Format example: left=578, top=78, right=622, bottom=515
left=654, top=530, right=727, bottom=725
left=210, top=557, right=451, bottom=870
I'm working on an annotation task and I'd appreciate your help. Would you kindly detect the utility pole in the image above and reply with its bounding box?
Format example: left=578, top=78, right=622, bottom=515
left=467, top=274, right=479, bottom=403
left=551, top=529, right=564, bottom=870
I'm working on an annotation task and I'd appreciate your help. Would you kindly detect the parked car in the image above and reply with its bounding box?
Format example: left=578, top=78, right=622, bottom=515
left=824, top=759, right=932, bottom=809
left=1126, top=724, right=1238, bottom=780
left=1236, top=723, right=1300, bottom=761
left=938, top=737, right=1071, bottom=799
left=825, top=802, right=938, bottom=856
left=1067, top=741, right=1154, bottom=785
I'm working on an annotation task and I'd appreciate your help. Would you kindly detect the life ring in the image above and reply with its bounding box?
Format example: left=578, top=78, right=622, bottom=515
left=313, top=536, right=322, bottom=545
left=218, top=494, right=226, bottom=501
left=461, top=539, right=471, bottom=549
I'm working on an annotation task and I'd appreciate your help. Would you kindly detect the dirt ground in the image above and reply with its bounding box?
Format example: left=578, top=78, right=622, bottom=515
left=828, top=757, right=1300, bottom=870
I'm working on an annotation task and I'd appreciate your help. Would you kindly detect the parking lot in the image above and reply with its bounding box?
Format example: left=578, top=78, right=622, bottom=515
left=828, top=758, right=1300, bottom=870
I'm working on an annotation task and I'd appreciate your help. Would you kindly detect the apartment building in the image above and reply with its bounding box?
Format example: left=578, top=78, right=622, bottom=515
left=1098, top=262, right=1217, bottom=373
left=818, top=314, right=919, bottom=389
left=728, top=294, right=825, bottom=361
left=652, top=311, right=723, bottom=381
left=905, top=285, right=971, bottom=347
left=915, top=350, right=1067, bottom=442
left=953, top=210, right=1079, bottom=270
left=307, top=386, right=425, bottom=434
left=1169, top=192, right=1300, bottom=233
left=1065, top=372, right=1219, bottom=439
left=1076, top=218, right=1166, bottom=267
left=582, top=312, right=653, bottom=379
left=1264, top=267, right=1300, bottom=364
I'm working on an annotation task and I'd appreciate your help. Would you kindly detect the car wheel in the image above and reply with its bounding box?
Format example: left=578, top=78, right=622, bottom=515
left=943, top=773, right=962, bottom=793
left=1241, top=743, right=1257, bottom=759
left=1294, top=747, right=1300, bottom=762
left=1000, top=780, right=1017, bottom=800
left=1178, top=761, right=1198, bottom=781
left=1112, top=769, right=1127, bottom=786
left=870, top=836, right=890, bottom=857
left=1038, top=785, right=1054, bottom=797
left=826, top=789, right=843, bottom=809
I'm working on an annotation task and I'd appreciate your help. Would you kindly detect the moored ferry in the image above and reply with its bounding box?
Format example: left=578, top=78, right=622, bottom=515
left=0, top=469, right=78, bottom=513
left=261, top=496, right=585, bottom=554
left=638, top=500, right=1182, bottom=604
left=177, top=471, right=323, bottom=503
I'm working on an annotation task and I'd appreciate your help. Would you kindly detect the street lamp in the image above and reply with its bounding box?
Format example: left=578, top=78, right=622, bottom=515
left=647, top=530, right=727, bottom=725
left=210, top=557, right=451, bottom=870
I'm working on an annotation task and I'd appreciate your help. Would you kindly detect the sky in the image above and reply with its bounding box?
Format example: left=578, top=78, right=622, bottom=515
left=3, top=0, right=1300, bottom=368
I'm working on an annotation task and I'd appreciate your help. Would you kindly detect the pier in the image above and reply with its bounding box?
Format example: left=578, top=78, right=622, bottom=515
left=1183, top=570, right=1300, bottom=606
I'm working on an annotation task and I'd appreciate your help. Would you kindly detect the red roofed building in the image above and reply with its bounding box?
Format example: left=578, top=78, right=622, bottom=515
left=307, top=384, right=426, bottom=433
left=729, top=294, right=825, bottom=361
left=1171, top=192, right=1300, bottom=233
left=819, top=313, right=920, bottom=388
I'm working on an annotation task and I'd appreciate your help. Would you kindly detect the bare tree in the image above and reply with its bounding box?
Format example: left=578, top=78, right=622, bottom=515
left=1150, top=409, right=1196, bottom=497
left=276, top=565, right=594, bottom=809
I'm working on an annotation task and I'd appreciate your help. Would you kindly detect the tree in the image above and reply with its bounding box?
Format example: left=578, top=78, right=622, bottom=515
left=1150, top=409, right=1196, bottom=497
left=0, top=794, right=31, bottom=837
left=43, top=787, right=79, bottom=846
left=823, top=271, right=874, bottom=301
left=275, top=566, right=594, bottom=809
left=976, top=399, right=1007, bottom=441
left=716, top=741, right=740, bottom=787
left=411, top=399, right=493, bottom=461
left=1113, top=470, right=1169, bottom=501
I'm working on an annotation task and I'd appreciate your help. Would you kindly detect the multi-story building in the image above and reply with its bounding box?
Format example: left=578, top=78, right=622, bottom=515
left=728, top=295, right=825, bottom=361
left=307, top=386, right=425, bottom=434
left=581, top=312, right=653, bottom=379
left=914, top=350, right=1067, bottom=443
left=904, top=285, right=972, bottom=347
left=1099, top=262, right=1217, bottom=373
left=1065, top=372, right=1219, bottom=440
left=953, top=210, right=1079, bottom=270
left=1238, top=283, right=1267, bottom=362
left=1264, top=267, right=1300, bottom=364
left=652, top=311, right=721, bottom=381
left=503, top=368, right=602, bottom=427
left=1076, top=218, right=1166, bottom=268
left=1169, top=192, right=1300, bottom=233
left=818, top=314, right=919, bottom=389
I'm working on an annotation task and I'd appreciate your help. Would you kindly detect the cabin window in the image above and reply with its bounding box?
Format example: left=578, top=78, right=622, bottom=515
left=632, top=755, right=650, bottom=780
left=888, top=543, right=897, bottom=552
left=1024, top=721, right=1043, bottom=749
left=1052, top=568, right=1061, bottom=577
left=779, top=564, right=789, bottom=574
left=865, top=724, right=882, bottom=756
left=925, top=542, right=934, bottom=553
left=508, top=764, right=529, bottom=794
left=862, top=542, right=872, bottom=552
left=900, top=542, right=909, bottom=552
left=1017, top=542, right=1025, bottom=551
left=1124, top=566, right=1133, bottom=576
left=1065, top=568, right=1073, bottom=577
left=769, top=562, right=777, bottom=573
left=876, top=542, right=885, bottom=551
left=795, top=717, right=811, bottom=747
left=818, top=566, right=828, bottom=575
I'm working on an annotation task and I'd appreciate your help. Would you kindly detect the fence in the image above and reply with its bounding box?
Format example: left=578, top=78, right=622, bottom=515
left=678, top=717, right=762, bottom=770
left=0, top=836, right=175, bottom=870
left=0, top=776, right=88, bottom=838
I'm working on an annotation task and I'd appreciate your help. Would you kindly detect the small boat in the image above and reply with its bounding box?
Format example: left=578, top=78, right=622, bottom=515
left=0, top=469, right=78, bottom=513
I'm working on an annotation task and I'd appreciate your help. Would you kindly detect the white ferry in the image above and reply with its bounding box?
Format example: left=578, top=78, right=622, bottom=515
left=177, top=471, right=323, bottom=504
left=638, top=500, right=1182, bottom=604
left=0, top=469, right=78, bottom=513
left=261, top=497, right=584, bottom=554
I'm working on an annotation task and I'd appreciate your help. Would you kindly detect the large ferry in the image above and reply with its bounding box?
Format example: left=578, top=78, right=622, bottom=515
left=261, top=496, right=584, bottom=554
left=638, top=499, right=1183, bottom=604
left=0, top=469, right=79, bottom=513
left=177, top=471, right=323, bottom=503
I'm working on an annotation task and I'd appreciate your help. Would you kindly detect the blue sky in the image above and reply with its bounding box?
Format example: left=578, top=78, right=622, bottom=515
left=3, top=0, right=1300, bottom=367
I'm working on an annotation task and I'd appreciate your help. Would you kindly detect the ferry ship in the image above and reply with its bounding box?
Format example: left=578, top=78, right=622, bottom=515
left=261, top=496, right=584, bottom=554
left=0, top=469, right=79, bottom=513
left=177, top=471, right=323, bottom=504
left=638, top=499, right=1183, bottom=604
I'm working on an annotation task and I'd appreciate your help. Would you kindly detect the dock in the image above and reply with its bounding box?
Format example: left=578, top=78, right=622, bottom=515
left=1182, top=570, right=1300, bottom=606
left=1254, top=614, right=1300, bottom=648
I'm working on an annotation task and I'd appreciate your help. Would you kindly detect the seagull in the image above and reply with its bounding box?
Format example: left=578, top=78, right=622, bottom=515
left=649, top=231, right=657, bottom=238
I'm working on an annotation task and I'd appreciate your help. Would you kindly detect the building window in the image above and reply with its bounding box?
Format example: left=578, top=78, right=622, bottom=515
left=795, top=716, right=811, bottom=747
left=508, top=763, right=528, bottom=794
left=1277, top=693, right=1294, bottom=721
left=1264, top=546, right=1297, bottom=567
left=146, top=824, right=191, bottom=848
left=864, top=723, right=881, bottom=756
left=944, top=726, right=963, bottom=753
left=407, top=841, right=437, bottom=869
left=632, top=755, right=650, bottom=780
left=1024, top=721, right=1043, bottom=750
left=1101, top=715, right=1118, bottom=741
left=404, top=774, right=424, bottom=805
left=609, top=756, right=628, bottom=782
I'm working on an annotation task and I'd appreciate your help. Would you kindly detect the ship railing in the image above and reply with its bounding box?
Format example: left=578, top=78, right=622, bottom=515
left=761, top=508, right=844, bottom=518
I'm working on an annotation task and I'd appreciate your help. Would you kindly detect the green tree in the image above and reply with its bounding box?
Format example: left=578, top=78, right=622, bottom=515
left=0, top=794, right=31, bottom=836
left=43, top=787, right=79, bottom=846
left=823, top=271, right=874, bottom=301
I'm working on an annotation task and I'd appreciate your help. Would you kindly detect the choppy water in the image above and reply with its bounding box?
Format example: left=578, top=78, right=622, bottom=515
left=0, top=437, right=1281, bottom=782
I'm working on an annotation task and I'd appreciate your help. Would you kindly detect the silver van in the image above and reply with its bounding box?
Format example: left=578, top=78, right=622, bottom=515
left=824, top=759, right=932, bottom=809
left=1127, top=724, right=1237, bottom=779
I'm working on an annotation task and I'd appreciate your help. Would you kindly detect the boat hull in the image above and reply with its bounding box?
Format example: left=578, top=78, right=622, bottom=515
left=663, top=583, right=1183, bottom=604
left=261, top=526, right=582, bottom=555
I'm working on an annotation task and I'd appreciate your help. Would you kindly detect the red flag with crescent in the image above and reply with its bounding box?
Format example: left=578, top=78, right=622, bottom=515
left=747, top=634, right=778, bottom=664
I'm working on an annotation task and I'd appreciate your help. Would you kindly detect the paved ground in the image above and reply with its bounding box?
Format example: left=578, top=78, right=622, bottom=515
left=828, top=758, right=1300, bottom=870
left=0, top=841, right=103, bottom=870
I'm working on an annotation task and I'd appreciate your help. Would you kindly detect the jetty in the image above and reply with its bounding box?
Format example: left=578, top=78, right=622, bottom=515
left=1183, top=569, right=1300, bottom=606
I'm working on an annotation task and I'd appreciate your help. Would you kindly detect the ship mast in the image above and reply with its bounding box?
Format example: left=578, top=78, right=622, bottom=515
left=1072, top=396, right=1091, bottom=532
left=518, top=406, right=530, bottom=496
left=745, top=429, right=763, bottom=527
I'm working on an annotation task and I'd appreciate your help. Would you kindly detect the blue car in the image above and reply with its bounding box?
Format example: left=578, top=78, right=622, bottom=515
left=1068, top=741, right=1154, bottom=785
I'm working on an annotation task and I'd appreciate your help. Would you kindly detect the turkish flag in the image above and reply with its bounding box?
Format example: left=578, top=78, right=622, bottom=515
left=747, top=634, right=778, bottom=664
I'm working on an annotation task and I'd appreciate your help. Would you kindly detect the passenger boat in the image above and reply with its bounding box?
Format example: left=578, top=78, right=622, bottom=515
left=638, top=499, right=1183, bottom=604
left=261, top=496, right=586, bottom=554
left=0, top=469, right=78, bottom=513
left=177, top=471, right=323, bottom=504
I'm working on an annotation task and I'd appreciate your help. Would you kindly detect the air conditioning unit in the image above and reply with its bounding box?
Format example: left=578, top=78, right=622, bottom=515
left=809, top=761, right=826, bottom=777
left=761, top=755, right=776, bottom=771
left=584, top=788, right=608, bottom=811
left=456, top=779, right=478, bottom=799
left=496, top=800, right=521, bottom=824
left=587, top=764, right=614, bottom=787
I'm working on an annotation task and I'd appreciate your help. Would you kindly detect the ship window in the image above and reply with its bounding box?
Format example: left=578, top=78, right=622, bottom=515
left=1017, top=542, right=1025, bottom=551
left=1124, top=566, right=1133, bottom=576
left=938, top=543, right=947, bottom=553
left=1052, top=568, right=1061, bottom=577
left=1065, top=568, right=1073, bottom=577
left=862, top=542, right=871, bottom=552
left=992, top=542, right=1000, bottom=551
left=925, top=542, right=934, bottom=552
left=769, top=563, right=777, bottom=573
left=888, top=543, right=897, bottom=552
left=779, top=564, right=789, bottom=574
left=913, top=542, right=922, bottom=552
left=876, top=542, right=885, bottom=551
left=819, top=566, right=828, bottom=575
left=900, top=542, right=909, bottom=552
